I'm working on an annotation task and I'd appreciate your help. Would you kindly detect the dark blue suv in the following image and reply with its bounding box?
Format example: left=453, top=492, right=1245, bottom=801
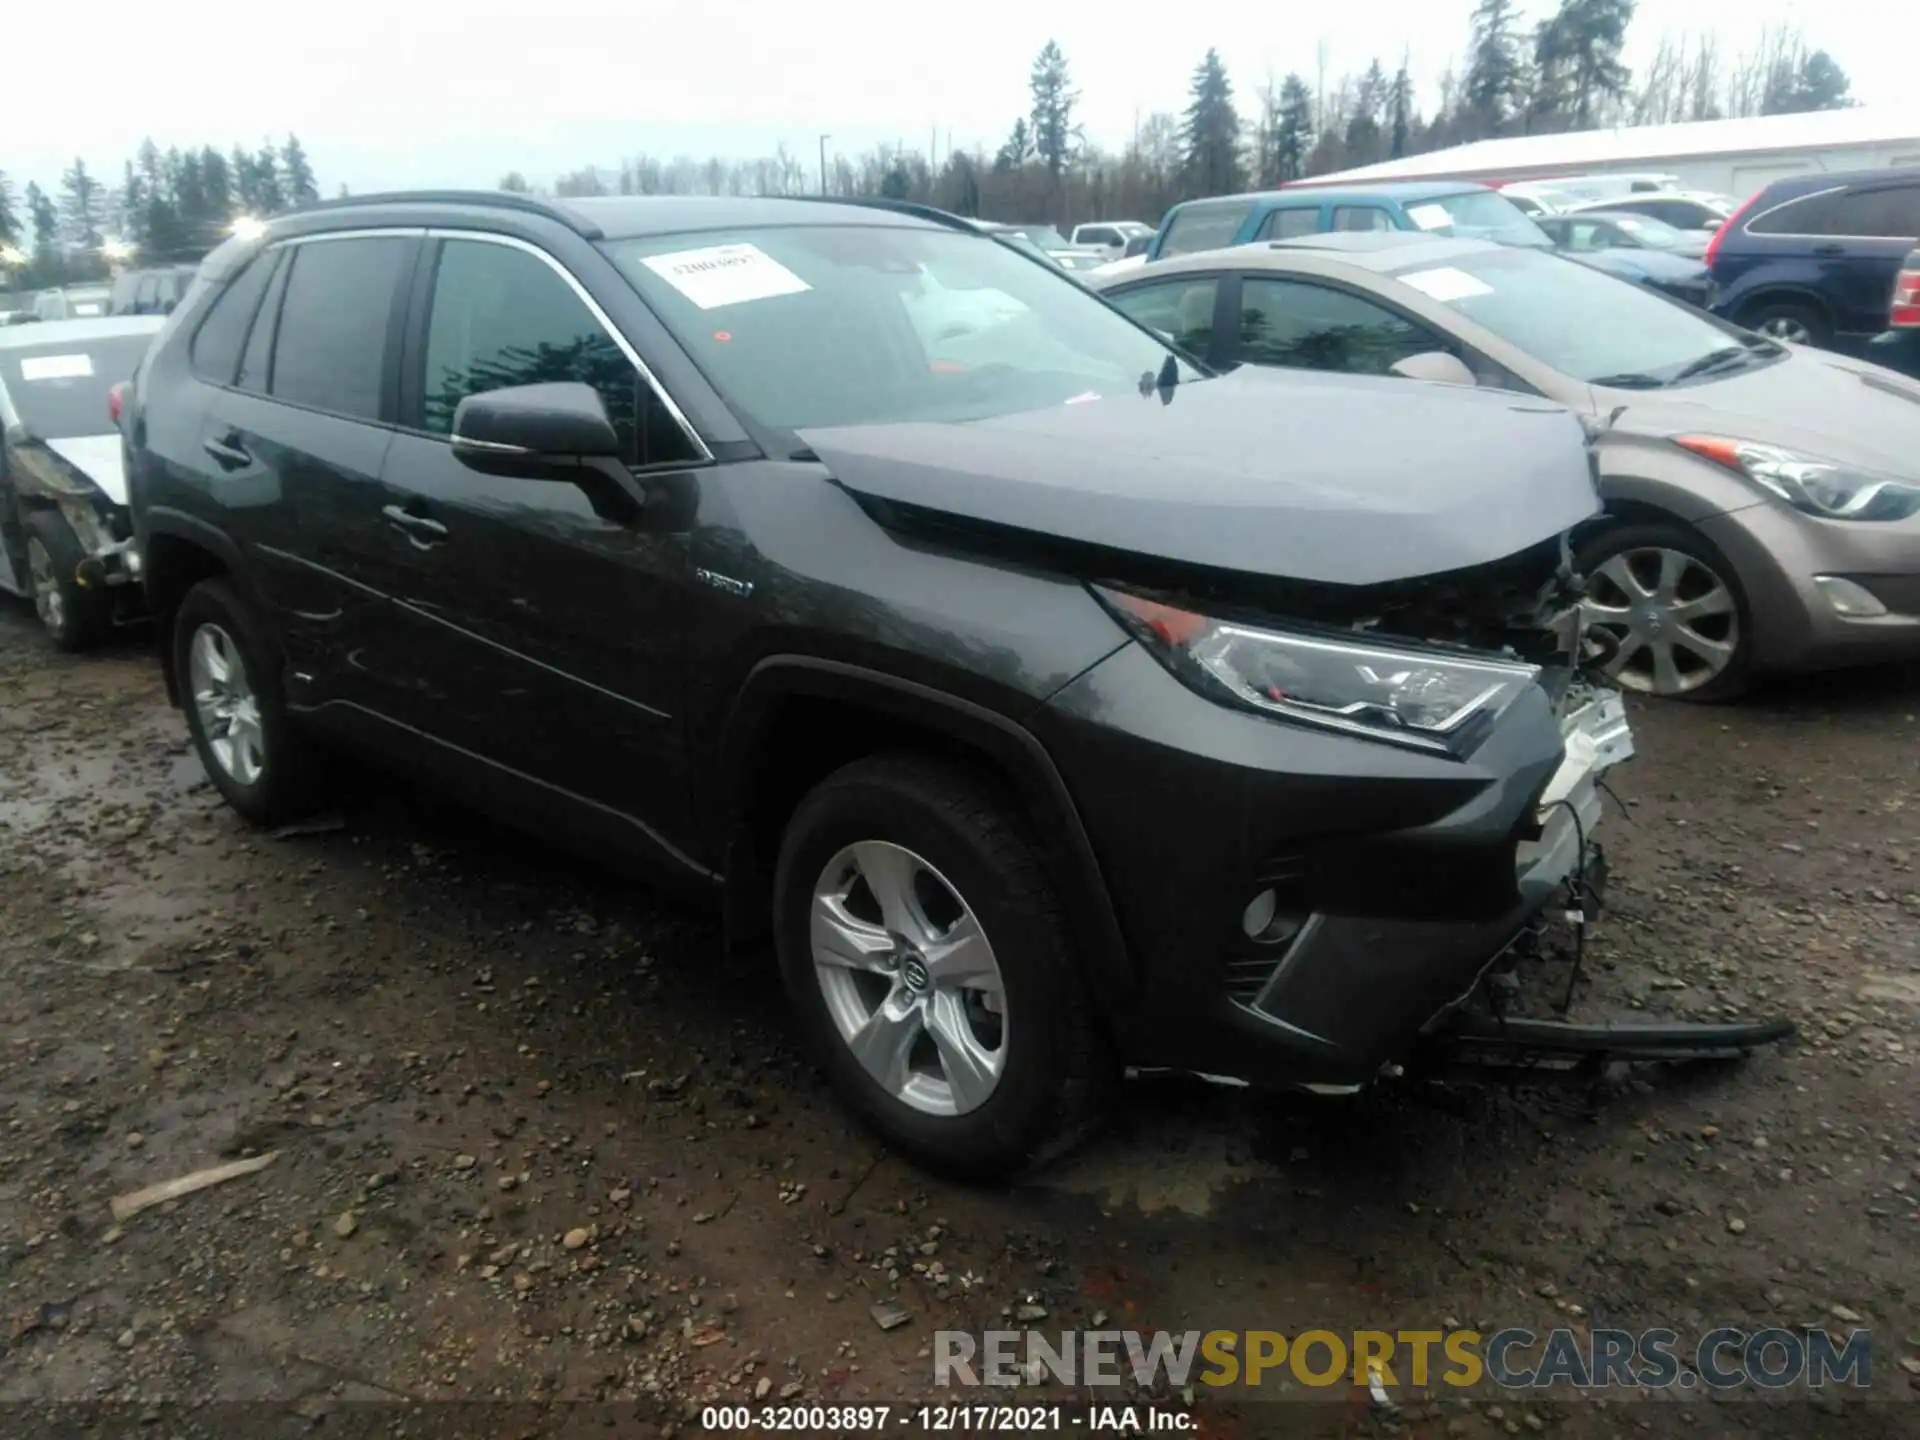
left=1706, top=169, right=1920, bottom=350
left=1146, top=182, right=1551, bottom=261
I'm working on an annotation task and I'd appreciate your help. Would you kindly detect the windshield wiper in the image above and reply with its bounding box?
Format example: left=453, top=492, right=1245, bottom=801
left=1668, top=346, right=1754, bottom=384
left=1587, top=372, right=1668, bottom=390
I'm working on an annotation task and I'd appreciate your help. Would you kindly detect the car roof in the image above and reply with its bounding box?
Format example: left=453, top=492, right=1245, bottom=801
left=0, top=315, right=167, bottom=351
left=1759, top=168, right=1912, bottom=198
left=263, top=190, right=962, bottom=244
left=1105, top=233, right=1503, bottom=284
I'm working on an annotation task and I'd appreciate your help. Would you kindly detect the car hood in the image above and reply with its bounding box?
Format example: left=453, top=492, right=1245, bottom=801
left=1602, top=345, right=1920, bottom=476
left=44, top=435, right=129, bottom=505
left=799, top=367, right=1601, bottom=587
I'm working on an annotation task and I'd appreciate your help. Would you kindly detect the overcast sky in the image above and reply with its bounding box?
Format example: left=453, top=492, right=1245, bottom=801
left=5, top=0, right=1903, bottom=200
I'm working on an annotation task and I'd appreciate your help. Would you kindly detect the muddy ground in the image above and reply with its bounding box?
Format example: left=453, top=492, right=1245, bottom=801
left=1, top=599, right=1917, bottom=1440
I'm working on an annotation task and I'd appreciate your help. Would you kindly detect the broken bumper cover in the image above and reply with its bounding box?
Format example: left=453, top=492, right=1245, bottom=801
left=1036, top=647, right=1636, bottom=1089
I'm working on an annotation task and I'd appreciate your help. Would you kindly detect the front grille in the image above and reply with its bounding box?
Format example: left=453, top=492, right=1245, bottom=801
left=1223, top=956, right=1279, bottom=1003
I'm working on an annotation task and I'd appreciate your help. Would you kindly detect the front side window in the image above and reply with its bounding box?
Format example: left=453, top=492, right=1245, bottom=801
left=1236, top=278, right=1441, bottom=375
left=422, top=238, right=699, bottom=467
left=1160, top=203, right=1256, bottom=257
left=601, top=224, right=1198, bottom=441
left=1255, top=207, right=1321, bottom=241
left=1333, top=206, right=1393, bottom=233
left=269, top=236, right=412, bottom=421
left=190, top=252, right=277, bottom=385
left=1105, top=277, right=1220, bottom=358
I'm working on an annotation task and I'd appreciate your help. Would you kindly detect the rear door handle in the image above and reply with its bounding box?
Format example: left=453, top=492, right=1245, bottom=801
left=1811, top=243, right=1845, bottom=257
left=202, top=434, right=251, bottom=470
left=381, top=503, right=449, bottom=546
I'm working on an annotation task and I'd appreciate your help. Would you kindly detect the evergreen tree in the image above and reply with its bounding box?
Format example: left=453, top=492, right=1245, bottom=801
left=119, top=161, right=149, bottom=251
left=499, top=172, right=532, bottom=193
left=994, top=119, right=1033, bottom=173
left=281, top=134, right=320, bottom=206
left=1465, top=0, right=1528, bottom=133
left=1345, top=60, right=1389, bottom=164
left=1183, top=49, right=1242, bottom=197
left=879, top=162, right=913, bottom=200
left=253, top=143, right=285, bottom=213
left=1028, top=41, right=1079, bottom=180
left=0, top=171, right=18, bottom=247
left=1387, top=62, right=1415, bottom=158
left=1531, top=0, right=1634, bottom=131
left=1765, top=49, right=1853, bottom=114
left=1276, top=75, right=1315, bottom=182
left=60, top=159, right=105, bottom=249
left=200, top=147, right=235, bottom=229
left=27, top=183, right=60, bottom=262
left=232, top=145, right=261, bottom=213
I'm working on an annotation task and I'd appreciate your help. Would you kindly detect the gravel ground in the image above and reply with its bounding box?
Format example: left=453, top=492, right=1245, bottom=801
left=2, top=599, right=1918, bottom=1439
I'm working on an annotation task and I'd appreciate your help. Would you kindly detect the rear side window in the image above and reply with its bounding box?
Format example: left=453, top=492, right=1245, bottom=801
left=189, top=254, right=278, bottom=385
left=1829, top=185, right=1920, bottom=239
left=269, top=236, right=412, bottom=422
left=1159, top=203, right=1256, bottom=258
left=1255, top=207, right=1321, bottom=240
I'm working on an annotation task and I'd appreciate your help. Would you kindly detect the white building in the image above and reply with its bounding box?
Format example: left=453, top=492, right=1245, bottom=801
left=1304, top=107, right=1920, bottom=202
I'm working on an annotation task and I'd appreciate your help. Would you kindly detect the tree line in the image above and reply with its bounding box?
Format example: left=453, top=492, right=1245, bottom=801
left=0, top=136, right=321, bottom=290
left=505, top=8, right=1856, bottom=230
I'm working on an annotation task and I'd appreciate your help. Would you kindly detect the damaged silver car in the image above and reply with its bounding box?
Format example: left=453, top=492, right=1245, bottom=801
left=0, top=315, right=163, bottom=649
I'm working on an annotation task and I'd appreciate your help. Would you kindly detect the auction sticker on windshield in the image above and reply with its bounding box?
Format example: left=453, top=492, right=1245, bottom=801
left=19, top=354, right=96, bottom=381
left=1406, top=203, right=1454, bottom=232
left=1398, top=267, right=1496, bottom=303
left=641, top=243, right=812, bottom=310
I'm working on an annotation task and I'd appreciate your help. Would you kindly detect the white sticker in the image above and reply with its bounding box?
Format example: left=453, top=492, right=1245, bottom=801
left=641, top=243, right=812, bottom=310
left=1406, top=203, right=1454, bottom=232
left=20, top=353, right=95, bottom=380
left=1398, top=266, right=1496, bottom=303
left=71, top=303, right=104, bottom=316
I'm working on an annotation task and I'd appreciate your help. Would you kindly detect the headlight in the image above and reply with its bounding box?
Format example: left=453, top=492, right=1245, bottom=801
left=1094, top=586, right=1541, bottom=757
left=1675, top=435, right=1920, bottom=521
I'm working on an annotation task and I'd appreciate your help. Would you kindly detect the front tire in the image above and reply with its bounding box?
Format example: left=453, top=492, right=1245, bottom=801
left=1577, top=519, right=1751, bottom=702
left=173, top=577, right=322, bottom=826
left=25, top=511, right=108, bottom=652
left=772, top=754, right=1111, bottom=1179
left=1741, top=299, right=1830, bottom=349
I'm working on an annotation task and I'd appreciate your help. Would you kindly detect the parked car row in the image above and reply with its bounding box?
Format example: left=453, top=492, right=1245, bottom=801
left=31, top=189, right=1659, bottom=1176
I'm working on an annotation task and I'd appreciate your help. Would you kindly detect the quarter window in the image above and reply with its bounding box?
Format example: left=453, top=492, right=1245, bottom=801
left=1256, top=207, right=1321, bottom=240
left=1749, top=190, right=1841, bottom=236
left=422, top=238, right=699, bottom=468
left=236, top=252, right=289, bottom=394
left=1237, top=278, right=1442, bottom=375
left=269, top=236, right=412, bottom=421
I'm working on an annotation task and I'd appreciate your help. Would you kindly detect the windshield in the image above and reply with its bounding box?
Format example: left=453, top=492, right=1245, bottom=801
left=1390, top=247, right=1767, bottom=387
left=1, top=335, right=152, bottom=436
left=604, top=224, right=1199, bottom=437
left=1402, top=191, right=1551, bottom=248
left=1607, top=214, right=1690, bottom=249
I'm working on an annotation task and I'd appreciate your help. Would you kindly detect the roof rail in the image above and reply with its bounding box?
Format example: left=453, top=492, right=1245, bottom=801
left=776, top=195, right=985, bottom=235
left=284, top=189, right=604, bottom=240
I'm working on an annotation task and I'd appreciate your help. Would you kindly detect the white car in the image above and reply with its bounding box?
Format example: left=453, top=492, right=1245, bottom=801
left=1565, top=190, right=1740, bottom=234
left=1068, top=221, right=1154, bottom=260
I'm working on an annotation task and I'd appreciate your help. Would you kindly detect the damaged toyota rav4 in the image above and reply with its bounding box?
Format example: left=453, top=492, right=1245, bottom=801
left=123, top=193, right=1771, bottom=1178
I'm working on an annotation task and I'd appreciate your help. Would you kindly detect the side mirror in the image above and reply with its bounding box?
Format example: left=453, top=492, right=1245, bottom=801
left=1389, top=351, right=1479, bottom=387
left=451, top=382, right=620, bottom=474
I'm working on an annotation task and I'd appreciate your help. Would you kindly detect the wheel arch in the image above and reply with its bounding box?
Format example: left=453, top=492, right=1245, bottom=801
left=714, top=656, right=1134, bottom=1013
left=1731, top=285, right=1834, bottom=332
left=141, top=508, right=249, bottom=707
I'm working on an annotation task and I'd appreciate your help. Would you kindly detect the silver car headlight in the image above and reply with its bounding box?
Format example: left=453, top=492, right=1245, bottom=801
left=1095, top=586, right=1541, bottom=757
left=1675, top=435, right=1920, bottom=521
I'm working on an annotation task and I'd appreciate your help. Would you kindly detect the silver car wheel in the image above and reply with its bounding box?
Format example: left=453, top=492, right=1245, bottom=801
left=1582, top=546, right=1740, bottom=696
left=810, top=840, right=1007, bottom=1117
left=1756, top=315, right=1813, bottom=344
left=26, top=538, right=64, bottom=636
left=189, top=622, right=267, bottom=786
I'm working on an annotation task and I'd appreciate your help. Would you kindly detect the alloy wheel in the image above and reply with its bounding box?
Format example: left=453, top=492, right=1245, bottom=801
left=189, top=622, right=267, bottom=786
left=1582, top=546, right=1740, bottom=696
left=27, top=538, right=64, bottom=635
left=1756, top=315, right=1814, bottom=345
left=809, top=840, right=1007, bottom=1116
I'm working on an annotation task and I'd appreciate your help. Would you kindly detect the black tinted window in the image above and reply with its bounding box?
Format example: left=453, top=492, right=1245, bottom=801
left=1830, top=185, right=1920, bottom=239
left=1160, top=203, right=1256, bottom=257
left=424, top=239, right=698, bottom=468
left=236, top=252, right=289, bottom=394
left=1237, top=278, right=1440, bottom=375
left=269, top=237, right=411, bottom=421
left=1105, top=277, right=1220, bottom=357
left=189, top=254, right=276, bottom=385
left=1256, top=207, right=1321, bottom=240
left=1749, top=190, right=1840, bottom=236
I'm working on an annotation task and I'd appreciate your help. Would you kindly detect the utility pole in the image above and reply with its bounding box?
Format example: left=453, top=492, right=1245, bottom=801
left=818, top=135, right=831, bottom=195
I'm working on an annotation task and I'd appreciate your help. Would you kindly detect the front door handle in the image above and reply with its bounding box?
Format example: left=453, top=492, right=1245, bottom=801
left=1811, top=243, right=1845, bottom=257
left=381, top=504, right=449, bottom=546
left=202, top=433, right=251, bottom=471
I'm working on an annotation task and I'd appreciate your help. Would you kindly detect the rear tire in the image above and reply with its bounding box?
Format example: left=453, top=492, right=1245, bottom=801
left=772, top=753, right=1112, bottom=1179
left=172, top=577, right=323, bottom=826
left=24, top=511, right=108, bottom=652
left=1576, top=519, right=1752, bottom=702
left=1740, top=299, right=1830, bottom=349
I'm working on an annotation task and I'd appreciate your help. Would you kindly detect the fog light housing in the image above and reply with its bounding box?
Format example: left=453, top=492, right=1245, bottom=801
left=1241, top=888, right=1277, bottom=939
left=1813, top=575, right=1888, bottom=618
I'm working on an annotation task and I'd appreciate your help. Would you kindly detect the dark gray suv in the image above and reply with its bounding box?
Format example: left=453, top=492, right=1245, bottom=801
left=123, top=191, right=1633, bottom=1176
